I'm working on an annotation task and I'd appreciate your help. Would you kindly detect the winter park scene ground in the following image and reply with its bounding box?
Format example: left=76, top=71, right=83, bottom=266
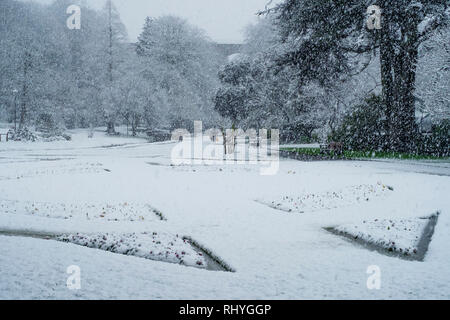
left=1, top=0, right=449, bottom=300
left=0, top=128, right=449, bottom=299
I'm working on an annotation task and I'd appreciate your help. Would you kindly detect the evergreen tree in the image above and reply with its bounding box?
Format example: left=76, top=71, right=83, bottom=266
left=268, top=0, right=449, bottom=152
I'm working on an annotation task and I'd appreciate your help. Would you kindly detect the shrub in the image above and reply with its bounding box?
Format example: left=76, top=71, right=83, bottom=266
left=417, top=119, right=450, bottom=157
left=13, top=127, right=38, bottom=142
left=330, top=95, right=386, bottom=151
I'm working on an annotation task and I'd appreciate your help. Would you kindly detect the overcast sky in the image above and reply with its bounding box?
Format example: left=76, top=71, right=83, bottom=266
left=25, top=0, right=278, bottom=43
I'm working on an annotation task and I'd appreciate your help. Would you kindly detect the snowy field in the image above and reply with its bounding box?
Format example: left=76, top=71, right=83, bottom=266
left=0, top=129, right=449, bottom=299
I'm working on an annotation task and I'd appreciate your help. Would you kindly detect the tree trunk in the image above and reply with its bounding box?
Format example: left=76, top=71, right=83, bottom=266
left=107, top=121, right=116, bottom=135
left=131, top=114, right=139, bottom=136
left=398, top=16, right=420, bottom=153
left=106, top=0, right=114, bottom=134
left=19, top=51, right=32, bottom=131
left=108, top=0, right=113, bottom=83
left=379, top=8, right=420, bottom=153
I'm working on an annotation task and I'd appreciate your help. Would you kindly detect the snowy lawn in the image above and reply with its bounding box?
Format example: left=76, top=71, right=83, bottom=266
left=0, top=130, right=449, bottom=299
left=257, top=183, right=394, bottom=213
left=0, top=200, right=165, bottom=222
left=57, top=232, right=207, bottom=269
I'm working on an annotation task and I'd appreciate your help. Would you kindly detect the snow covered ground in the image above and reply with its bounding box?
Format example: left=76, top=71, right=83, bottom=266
left=0, top=129, right=449, bottom=299
left=330, top=215, right=436, bottom=260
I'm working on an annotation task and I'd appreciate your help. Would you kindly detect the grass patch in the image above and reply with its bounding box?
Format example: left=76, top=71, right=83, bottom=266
left=281, top=147, right=322, bottom=157
left=281, top=147, right=449, bottom=161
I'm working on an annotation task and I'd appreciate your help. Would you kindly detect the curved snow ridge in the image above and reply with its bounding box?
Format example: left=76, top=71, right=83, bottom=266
left=257, top=182, right=394, bottom=214
left=57, top=232, right=207, bottom=269
left=327, top=213, right=440, bottom=261
left=0, top=199, right=166, bottom=222
left=0, top=227, right=233, bottom=272
left=0, top=229, right=207, bottom=270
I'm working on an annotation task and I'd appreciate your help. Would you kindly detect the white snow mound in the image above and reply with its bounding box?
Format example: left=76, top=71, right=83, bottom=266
left=0, top=200, right=163, bottom=222
left=260, top=183, right=393, bottom=213
left=334, top=217, right=430, bottom=255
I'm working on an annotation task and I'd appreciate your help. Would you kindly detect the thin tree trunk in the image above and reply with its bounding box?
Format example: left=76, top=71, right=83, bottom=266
left=379, top=7, right=420, bottom=153
left=106, top=0, right=115, bottom=135
left=398, top=16, right=420, bottom=153
left=108, top=0, right=113, bottom=84
left=19, top=51, right=31, bottom=131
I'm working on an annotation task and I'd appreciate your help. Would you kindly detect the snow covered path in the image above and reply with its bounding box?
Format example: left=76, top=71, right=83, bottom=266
left=1, top=130, right=449, bottom=299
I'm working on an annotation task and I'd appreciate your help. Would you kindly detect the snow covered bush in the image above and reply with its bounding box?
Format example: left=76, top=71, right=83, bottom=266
left=330, top=95, right=386, bottom=151
left=417, top=119, right=450, bottom=157
left=57, top=232, right=207, bottom=268
left=13, top=127, right=38, bottom=142
left=35, top=113, right=71, bottom=141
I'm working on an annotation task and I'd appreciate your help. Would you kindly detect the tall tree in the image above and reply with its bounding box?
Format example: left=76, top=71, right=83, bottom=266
left=136, top=15, right=221, bottom=130
left=268, top=0, right=449, bottom=152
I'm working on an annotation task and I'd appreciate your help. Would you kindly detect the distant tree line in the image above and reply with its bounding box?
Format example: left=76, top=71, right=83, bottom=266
left=1, top=0, right=448, bottom=156
left=0, top=0, right=222, bottom=139
left=214, top=0, right=449, bottom=154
